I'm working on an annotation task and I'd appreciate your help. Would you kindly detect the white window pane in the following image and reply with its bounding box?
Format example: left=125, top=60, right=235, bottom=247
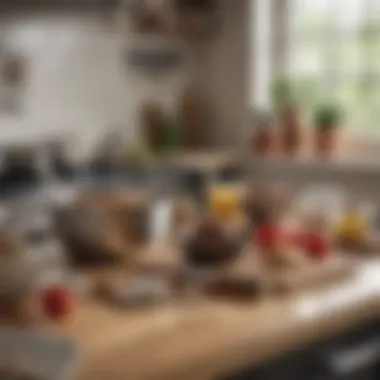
left=287, top=0, right=380, bottom=134
left=338, top=38, right=361, bottom=75
left=296, top=0, right=329, bottom=15
left=338, top=0, right=363, bottom=30
left=290, top=48, right=322, bottom=75
left=252, top=0, right=272, bottom=107
left=365, top=0, right=380, bottom=21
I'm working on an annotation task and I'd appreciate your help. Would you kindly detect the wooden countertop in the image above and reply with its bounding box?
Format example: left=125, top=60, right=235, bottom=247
left=52, top=259, right=380, bottom=380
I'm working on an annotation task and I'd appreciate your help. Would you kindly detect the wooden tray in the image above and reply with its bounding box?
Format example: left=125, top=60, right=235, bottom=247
left=92, top=241, right=355, bottom=306
left=265, top=256, right=355, bottom=293
left=93, top=243, right=267, bottom=305
left=132, top=245, right=357, bottom=296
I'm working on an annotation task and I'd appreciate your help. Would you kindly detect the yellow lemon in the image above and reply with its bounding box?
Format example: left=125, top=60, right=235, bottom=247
left=208, top=187, right=242, bottom=222
left=337, top=213, right=366, bottom=241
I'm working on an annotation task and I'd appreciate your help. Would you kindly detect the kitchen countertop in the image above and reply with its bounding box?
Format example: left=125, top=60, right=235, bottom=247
left=52, top=258, right=380, bottom=380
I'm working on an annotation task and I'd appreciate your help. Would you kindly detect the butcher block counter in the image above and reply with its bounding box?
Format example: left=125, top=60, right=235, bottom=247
left=52, top=259, right=380, bottom=380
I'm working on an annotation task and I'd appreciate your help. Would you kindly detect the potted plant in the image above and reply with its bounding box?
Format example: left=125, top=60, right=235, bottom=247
left=270, top=76, right=295, bottom=111
left=270, top=76, right=303, bottom=156
left=313, top=104, right=342, bottom=157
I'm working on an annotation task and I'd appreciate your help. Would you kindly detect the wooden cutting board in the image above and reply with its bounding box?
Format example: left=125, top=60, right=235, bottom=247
left=124, top=243, right=354, bottom=297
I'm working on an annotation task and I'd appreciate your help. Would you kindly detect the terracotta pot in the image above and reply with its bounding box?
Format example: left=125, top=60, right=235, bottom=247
left=251, top=125, right=275, bottom=155
left=314, top=128, right=338, bottom=158
left=279, top=106, right=303, bottom=156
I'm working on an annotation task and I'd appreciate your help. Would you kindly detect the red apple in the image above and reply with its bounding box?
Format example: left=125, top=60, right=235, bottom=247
left=302, top=232, right=331, bottom=260
left=41, top=286, right=74, bottom=321
left=254, top=224, right=284, bottom=250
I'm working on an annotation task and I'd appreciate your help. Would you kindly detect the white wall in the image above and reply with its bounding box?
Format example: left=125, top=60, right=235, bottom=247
left=0, top=3, right=252, bottom=159
left=0, top=15, right=188, bottom=161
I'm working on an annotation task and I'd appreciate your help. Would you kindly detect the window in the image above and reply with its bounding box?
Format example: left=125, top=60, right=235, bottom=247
left=251, top=0, right=272, bottom=108
left=288, top=0, right=380, bottom=136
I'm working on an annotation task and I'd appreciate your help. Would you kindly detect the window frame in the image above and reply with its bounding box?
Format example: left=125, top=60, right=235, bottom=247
left=270, top=0, right=380, bottom=151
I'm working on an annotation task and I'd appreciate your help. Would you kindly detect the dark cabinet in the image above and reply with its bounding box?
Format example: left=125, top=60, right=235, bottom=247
left=222, top=320, right=380, bottom=380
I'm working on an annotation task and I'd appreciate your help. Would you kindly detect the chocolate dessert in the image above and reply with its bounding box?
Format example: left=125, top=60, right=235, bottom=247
left=204, top=275, right=262, bottom=299
left=183, top=216, right=242, bottom=268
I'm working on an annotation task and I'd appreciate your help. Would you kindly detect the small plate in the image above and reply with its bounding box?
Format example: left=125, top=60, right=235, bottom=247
left=99, top=275, right=172, bottom=308
left=0, top=329, right=77, bottom=380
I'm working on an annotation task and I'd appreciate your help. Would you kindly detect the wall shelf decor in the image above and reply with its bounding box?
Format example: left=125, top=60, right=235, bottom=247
left=173, top=0, right=218, bottom=39
left=125, top=45, right=183, bottom=76
left=126, top=0, right=173, bottom=35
